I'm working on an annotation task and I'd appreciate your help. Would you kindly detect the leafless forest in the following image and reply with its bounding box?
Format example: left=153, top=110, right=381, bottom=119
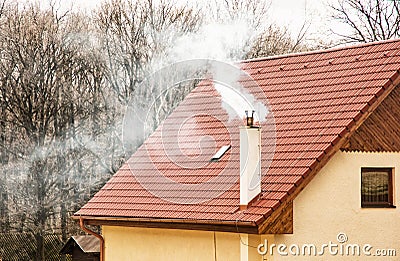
left=0, top=0, right=398, bottom=259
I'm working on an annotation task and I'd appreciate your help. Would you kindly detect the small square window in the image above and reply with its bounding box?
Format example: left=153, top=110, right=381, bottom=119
left=361, top=168, right=395, bottom=208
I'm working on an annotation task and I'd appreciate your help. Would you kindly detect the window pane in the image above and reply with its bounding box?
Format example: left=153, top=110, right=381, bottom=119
left=361, top=168, right=392, bottom=207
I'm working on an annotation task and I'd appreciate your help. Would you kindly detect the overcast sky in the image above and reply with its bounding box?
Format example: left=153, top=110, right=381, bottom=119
left=29, top=0, right=348, bottom=44
left=63, top=0, right=346, bottom=39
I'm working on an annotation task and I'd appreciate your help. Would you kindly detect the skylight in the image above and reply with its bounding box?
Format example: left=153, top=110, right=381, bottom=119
left=211, top=145, right=231, bottom=162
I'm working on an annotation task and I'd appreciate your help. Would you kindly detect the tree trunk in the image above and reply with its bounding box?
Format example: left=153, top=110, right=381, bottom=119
left=34, top=232, right=45, bottom=261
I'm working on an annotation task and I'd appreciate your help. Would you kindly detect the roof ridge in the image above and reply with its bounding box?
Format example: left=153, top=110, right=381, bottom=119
left=240, top=38, right=400, bottom=64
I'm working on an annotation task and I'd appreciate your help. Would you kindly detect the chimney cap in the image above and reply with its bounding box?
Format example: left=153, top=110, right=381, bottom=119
left=245, top=110, right=255, bottom=127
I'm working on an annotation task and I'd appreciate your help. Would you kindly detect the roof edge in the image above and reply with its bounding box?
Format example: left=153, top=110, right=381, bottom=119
left=73, top=215, right=260, bottom=234
left=240, top=38, right=400, bottom=64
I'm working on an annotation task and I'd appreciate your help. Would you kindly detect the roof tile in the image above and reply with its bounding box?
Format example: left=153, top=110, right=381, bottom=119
left=76, top=39, right=400, bottom=225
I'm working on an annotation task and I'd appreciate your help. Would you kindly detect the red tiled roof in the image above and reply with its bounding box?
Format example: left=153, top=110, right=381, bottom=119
left=75, top=39, right=400, bottom=231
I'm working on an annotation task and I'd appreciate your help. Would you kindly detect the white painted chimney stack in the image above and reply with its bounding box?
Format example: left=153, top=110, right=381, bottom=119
left=240, top=111, right=261, bottom=209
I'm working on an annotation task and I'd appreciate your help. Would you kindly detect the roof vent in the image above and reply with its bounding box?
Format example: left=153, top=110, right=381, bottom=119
left=211, top=145, right=231, bottom=162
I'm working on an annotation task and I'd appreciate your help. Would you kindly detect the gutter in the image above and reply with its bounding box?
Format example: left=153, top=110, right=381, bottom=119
left=79, top=217, right=105, bottom=261
left=73, top=215, right=259, bottom=234
left=74, top=215, right=256, bottom=226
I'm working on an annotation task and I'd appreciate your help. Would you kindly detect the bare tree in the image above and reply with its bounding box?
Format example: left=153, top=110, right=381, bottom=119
left=206, top=0, right=312, bottom=59
left=208, top=0, right=270, bottom=27
left=93, top=0, right=202, bottom=154
left=331, top=0, right=400, bottom=42
left=0, top=1, right=317, bottom=260
left=0, top=2, right=117, bottom=259
left=246, top=24, right=311, bottom=59
left=94, top=0, right=201, bottom=104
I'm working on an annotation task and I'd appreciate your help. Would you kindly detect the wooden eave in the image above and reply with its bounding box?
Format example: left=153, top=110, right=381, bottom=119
left=72, top=215, right=259, bottom=234
left=341, top=83, right=400, bottom=152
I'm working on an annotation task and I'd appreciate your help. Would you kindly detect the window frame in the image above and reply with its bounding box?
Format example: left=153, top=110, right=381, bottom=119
left=361, top=167, right=395, bottom=208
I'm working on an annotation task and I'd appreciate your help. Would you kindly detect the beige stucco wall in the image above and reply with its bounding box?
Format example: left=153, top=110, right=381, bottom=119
left=102, top=151, right=399, bottom=260
left=273, top=151, right=400, bottom=260
left=103, top=226, right=248, bottom=261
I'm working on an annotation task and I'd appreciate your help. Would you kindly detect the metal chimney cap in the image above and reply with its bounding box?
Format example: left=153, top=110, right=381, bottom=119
left=245, top=110, right=255, bottom=127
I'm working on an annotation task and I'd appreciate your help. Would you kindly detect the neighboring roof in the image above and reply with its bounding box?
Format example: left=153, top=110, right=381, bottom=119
left=75, top=39, right=400, bottom=234
left=60, top=235, right=100, bottom=255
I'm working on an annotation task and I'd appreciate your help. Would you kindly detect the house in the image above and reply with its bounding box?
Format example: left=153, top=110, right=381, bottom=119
left=74, top=39, right=400, bottom=260
left=60, top=235, right=100, bottom=261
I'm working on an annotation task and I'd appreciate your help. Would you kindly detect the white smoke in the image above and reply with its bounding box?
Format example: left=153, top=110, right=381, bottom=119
left=214, top=82, right=269, bottom=123
left=158, top=15, right=270, bottom=123
left=165, top=19, right=256, bottom=62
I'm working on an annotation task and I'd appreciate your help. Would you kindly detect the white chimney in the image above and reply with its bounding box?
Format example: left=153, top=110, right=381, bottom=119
left=240, top=111, right=261, bottom=209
